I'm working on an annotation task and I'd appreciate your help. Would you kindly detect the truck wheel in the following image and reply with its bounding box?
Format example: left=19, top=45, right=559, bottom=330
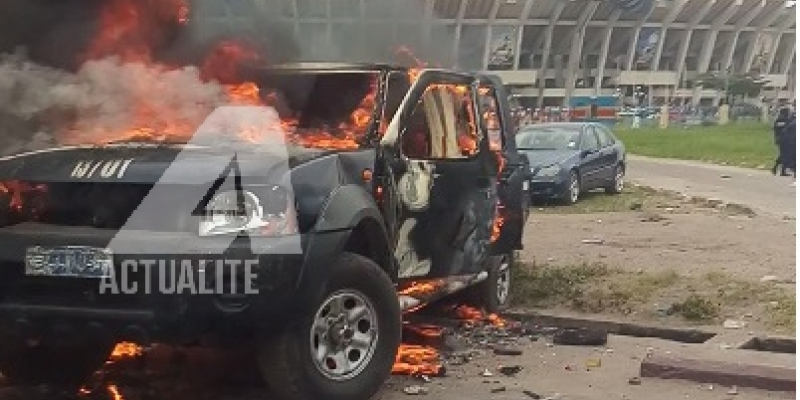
left=0, top=341, right=113, bottom=388
left=461, top=252, right=514, bottom=314
left=258, top=252, right=401, bottom=400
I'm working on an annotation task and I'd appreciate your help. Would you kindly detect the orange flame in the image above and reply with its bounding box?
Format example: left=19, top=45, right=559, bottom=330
left=398, top=281, right=442, bottom=297
left=455, top=305, right=507, bottom=328
left=107, top=385, right=125, bottom=400
left=109, top=342, right=143, bottom=360
left=66, top=0, right=377, bottom=150
left=392, top=345, right=443, bottom=376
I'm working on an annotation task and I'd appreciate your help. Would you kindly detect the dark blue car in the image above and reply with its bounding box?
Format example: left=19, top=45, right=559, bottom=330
left=516, top=122, right=626, bottom=204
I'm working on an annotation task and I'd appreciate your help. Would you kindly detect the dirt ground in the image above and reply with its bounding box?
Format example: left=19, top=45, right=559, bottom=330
left=515, top=186, right=796, bottom=334
left=2, top=335, right=790, bottom=400
left=521, top=211, right=795, bottom=283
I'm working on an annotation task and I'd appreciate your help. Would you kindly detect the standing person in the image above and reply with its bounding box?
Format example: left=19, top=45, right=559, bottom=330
left=772, top=107, right=792, bottom=175
left=782, top=114, right=796, bottom=186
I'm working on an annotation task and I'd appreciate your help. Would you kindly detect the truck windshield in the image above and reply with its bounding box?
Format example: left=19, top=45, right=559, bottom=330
left=250, top=71, right=380, bottom=150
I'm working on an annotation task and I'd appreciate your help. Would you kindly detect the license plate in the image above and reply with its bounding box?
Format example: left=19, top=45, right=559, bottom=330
left=25, top=246, right=114, bottom=278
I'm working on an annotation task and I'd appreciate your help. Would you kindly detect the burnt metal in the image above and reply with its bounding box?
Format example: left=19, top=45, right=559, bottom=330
left=0, top=64, right=528, bottom=359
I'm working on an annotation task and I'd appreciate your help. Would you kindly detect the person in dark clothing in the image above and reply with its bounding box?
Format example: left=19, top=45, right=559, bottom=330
left=772, top=107, right=792, bottom=175
left=780, top=115, right=796, bottom=185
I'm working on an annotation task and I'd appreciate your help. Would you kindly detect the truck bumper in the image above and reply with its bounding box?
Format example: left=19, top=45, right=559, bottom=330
left=0, top=223, right=350, bottom=346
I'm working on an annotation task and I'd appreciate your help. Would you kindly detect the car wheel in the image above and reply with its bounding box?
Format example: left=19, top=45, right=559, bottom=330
left=562, top=171, right=580, bottom=205
left=257, top=252, right=401, bottom=400
left=605, top=164, right=625, bottom=194
left=0, top=341, right=114, bottom=388
left=460, top=252, right=514, bottom=313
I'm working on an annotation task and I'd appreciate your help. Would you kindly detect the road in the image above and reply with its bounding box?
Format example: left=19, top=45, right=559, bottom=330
left=626, top=155, right=796, bottom=218
left=1, top=333, right=791, bottom=400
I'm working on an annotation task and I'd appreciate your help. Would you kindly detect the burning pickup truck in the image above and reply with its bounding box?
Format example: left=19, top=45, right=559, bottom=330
left=0, top=63, right=529, bottom=400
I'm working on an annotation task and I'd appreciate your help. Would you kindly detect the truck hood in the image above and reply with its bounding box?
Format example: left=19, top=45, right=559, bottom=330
left=0, top=143, right=334, bottom=185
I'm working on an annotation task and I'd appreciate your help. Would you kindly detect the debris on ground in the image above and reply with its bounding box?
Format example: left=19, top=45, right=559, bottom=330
left=727, top=385, right=738, bottom=395
left=760, top=275, right=779, bottom=283
left=552, top=327, right=608, bottom=346
left=581, top=239, right=604, bottom=245
left=490, top=386, right=506, bottom=393
left=585, top=358, right=602, bottom=368
left=722, top=319, right=747, bottom=329
left=498, top=365, right=523, bottom=377
left=403, top=385, right=429, bottom=395
left=522, top=390, right=543, bottom=399
left=628, top=377, right=642, bottom=385
left=493, top=346, right=524, bottom=356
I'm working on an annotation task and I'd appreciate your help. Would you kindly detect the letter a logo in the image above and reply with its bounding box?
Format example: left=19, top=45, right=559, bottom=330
left=108, top=106, right=302, bottom=256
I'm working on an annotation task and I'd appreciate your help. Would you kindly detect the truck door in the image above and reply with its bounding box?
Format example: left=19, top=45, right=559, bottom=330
left=380, top=70, right=498, bottom=279
left=477, top=79, right=528, bottom=255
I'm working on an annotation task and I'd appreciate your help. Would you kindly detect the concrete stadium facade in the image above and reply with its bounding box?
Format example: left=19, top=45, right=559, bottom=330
left=193, top=0, right=796, bottom=107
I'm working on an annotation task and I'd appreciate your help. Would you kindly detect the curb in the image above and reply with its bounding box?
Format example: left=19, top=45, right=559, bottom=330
left=505, top=310, right=715, bottom=344
left=640, top=354, right=796, bottom=392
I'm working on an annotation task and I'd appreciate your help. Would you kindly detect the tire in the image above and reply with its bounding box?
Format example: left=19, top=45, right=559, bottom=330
left=460, top=252, right=514, bottom=314
left=0, top=341, right=114, bottom=388
left=257, top=252, right=401, bottom=400
left=605, top=164, right=625, bottom=194
left=561, top=171, right=580, bottom=205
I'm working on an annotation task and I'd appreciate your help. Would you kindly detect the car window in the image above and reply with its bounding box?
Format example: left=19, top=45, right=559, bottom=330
left=401, top=83, right=481, bottom=160
left=595, top=125, right=616, bottom=147
left=581, top=127, right=601, bottom=151
left=515, top=127, right=580, bottom=150
left=478, top=87, right=503, bottom=152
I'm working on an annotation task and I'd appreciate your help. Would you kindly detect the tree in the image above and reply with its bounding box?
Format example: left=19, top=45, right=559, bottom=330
left=695, top=70, right=769, bottom=105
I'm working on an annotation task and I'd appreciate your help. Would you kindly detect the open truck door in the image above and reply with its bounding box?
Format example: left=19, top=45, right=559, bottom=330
left=476, top=74, right=530, bottom=255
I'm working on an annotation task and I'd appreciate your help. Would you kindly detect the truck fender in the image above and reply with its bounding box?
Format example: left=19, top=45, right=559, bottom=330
left=294, top=185, right=394, bottom=309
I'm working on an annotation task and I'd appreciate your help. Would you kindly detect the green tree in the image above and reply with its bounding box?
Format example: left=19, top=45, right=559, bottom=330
left=695, top=70, right=769, bottom=105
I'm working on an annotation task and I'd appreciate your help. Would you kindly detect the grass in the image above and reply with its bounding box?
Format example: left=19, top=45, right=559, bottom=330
left=511, top=262, right=795, bottom=333
left=614, top=122, right=776, bottom=169
left=534, top=184, right=755, bottom=216
left=534, top=185, right=680, bottom=214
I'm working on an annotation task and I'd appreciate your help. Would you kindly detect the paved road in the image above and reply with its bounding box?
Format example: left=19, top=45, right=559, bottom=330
left=626, top=155, right=796, bottom=218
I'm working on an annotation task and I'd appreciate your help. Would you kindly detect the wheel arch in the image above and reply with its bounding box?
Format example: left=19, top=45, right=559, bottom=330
left=342, top=217, right=396, bottom=281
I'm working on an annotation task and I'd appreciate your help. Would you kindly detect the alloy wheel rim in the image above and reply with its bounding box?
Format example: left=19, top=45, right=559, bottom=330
left=569, top=176, right=579, bottom=203
left=309, top=289, right=379, bottom=381
left=615, top=168, right=625, bottom=191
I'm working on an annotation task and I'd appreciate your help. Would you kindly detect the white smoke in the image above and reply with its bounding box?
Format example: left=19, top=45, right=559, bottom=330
left=0, top=52, right=236, bottom=154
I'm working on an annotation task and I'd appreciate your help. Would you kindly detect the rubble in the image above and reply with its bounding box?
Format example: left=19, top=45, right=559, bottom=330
left=552, top=327, right=608, bottom=346
left=403, top=385, right=429, bottom=395
left=722, top=319, right=747, bottom=329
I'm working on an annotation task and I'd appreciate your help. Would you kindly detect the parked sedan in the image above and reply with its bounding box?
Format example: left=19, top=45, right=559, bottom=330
left=516, top=122, right=626, bottom=204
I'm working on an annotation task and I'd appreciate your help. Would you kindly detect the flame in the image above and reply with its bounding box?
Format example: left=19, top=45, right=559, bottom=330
left=109, top=342, right=143, bottom=360
left=398, top=281, right=441, bottom=297
left=82, top=0, right=189, bottom=64
left=0, top=181, right=46, bottom=212
left=63, top=0, right=376, bottom=150
left=454, top=305, right=507, bottom=328
left=490, top=203, right=506, bottom=243
left=107, top=384, right=125, bottom=400
left=392, top=345, right=443, bottom=376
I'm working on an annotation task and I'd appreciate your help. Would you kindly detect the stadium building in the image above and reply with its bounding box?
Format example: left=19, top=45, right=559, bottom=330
left=194, top=0, right=796, bottom=108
